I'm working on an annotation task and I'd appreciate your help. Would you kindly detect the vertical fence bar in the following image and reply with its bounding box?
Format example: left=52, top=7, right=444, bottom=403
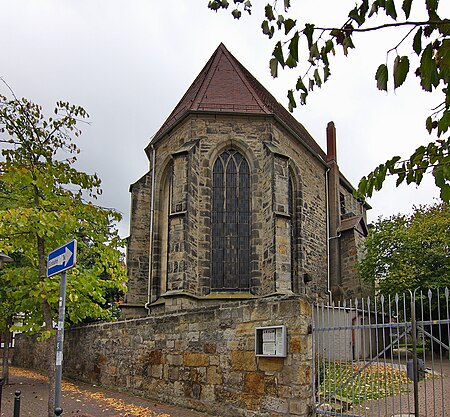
left=334, top=301, right=341, bottom=410
left=322, top=304, right=330, bottom=412
left=428, top=289, right=437, bottom=417
left=419, top=290, right=427, bottom=417
left=411, top=290, right=419, bottom=417
left=344, top=298, right=349, bottom=413
left=312, top=304, right=316, bottom=413
left=320, top=302, right=326, bottom=412
left=446, top=288, right=450, bottom=361
left=404, top=294, right=411, bottom=413
left=367, top=296, right=375, bottom=417
left=353, top=298, right=358, bottom=411
left=437, top=287, right=445, bottom=417
left=395, top=294, right=403, bottom=415
left=380, top=295, right=389, bottom=417
left=361, top=297, right=368, bottom=417
left=388, top=295, right=396, bottom=414
left=13, top=390, right=20, bottom=417
left=374, top=295, right=382, bottom=417
left=446, top=288, right=450, bottom=416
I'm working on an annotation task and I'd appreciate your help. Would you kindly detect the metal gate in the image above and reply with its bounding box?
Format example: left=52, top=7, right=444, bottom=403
left=312, top=288, right=450, bottom=417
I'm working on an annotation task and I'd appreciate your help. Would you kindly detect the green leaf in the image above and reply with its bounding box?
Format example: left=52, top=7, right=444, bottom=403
left=349, top=6, right=365, bottom=26
left=393, top=55, right=410, bottom=89
left=300, top=92, right=308, bottom=105
left=324, top=65, right=331, bottom=82
left=426, top=116, right=433, bottom=133
left=288, top=31, right=299, bottom=62
left=283, top=0, right=290, bottom=11
left=284, top=18, right=296, bottom=35
left=303, top=23, right=315, bottom=49
left=376, top=64, right=389, bottom=91
left=438, top=20, right=450, bottom=36
left=324, top=39, right=334, bottom=54
left=420, top=43, right=439, bottom=91
left=295, top=76, right=307, bottom=93
left=369, top=0, right=380, bottom=17
left=265, top=4, right=275, bottom=20
left=313, top=68, right=322, bottom=88
left=309, top=42, right=320, bottom=62
left=402, top=0, right=413, bottom=18
left=277, top=14, right=284, bottom=30
left=426, top=0, right=438, bottom=13
left=287, top=89, right=296, bottom=112
left=261, top=20, right=274, bottom=38
left=437, top=111, right=450, bottom=137
left=385, top=0, right=398, bottom=19
left=231, top=8, right=241, bottom=18
left=269, top=58, right=278, bottom=77
left=437, top=39, right=450, bottom=83
left=342, top=36, right=355, bottom=56
left=273, top=41, right=285, bottom=67
left=286, top=55, right=297, bottom=68
left=357, top=176, right=368, bottom=197
left=413, top=27, right=422, bottom=55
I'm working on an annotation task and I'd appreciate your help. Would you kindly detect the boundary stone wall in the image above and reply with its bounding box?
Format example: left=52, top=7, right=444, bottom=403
left=14, top=295, right=313, bottom=417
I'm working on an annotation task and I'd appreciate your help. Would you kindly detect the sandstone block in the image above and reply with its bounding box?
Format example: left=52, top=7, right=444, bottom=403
left=261, top=396, right=289, bottom=414
left=207, top=366, right=223, bottom=385
left=231, top=350, right=256, bottom=371
left=257, top=357, right=284, bottom=372
left=244, top=372, right=265, bottom=395
left=183, top=352, right=209, bottom=367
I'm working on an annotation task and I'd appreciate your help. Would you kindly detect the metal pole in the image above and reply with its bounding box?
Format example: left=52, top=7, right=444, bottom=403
left=54, top=271, right=67, bottom=415
left=410, top=290, right=419, bottom=417
left=13, top=390, right=21, bottom=417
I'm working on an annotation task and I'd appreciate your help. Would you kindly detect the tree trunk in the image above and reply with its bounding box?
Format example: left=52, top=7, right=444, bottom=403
left=36, top=234, right=56, bottom=417
left=1, top=316, right=12, bottom=385
left=42, top=300, right=56, bottom=417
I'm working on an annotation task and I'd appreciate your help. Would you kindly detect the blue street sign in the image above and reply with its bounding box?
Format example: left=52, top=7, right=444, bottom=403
left=47, top=240, right=77, bottom=277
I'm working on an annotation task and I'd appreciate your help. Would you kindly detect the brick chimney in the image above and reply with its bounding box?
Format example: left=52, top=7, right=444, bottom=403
left=326, top=121, right=342, bottom=301
left=326, top=121, right=337, bottom=163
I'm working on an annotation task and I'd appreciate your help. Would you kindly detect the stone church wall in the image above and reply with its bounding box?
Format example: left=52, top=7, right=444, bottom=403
left=14, top=295, right=313, bottom=417
left=340, top=230, right=371, bottom=299
left=126, top=113, right=330, bottom=312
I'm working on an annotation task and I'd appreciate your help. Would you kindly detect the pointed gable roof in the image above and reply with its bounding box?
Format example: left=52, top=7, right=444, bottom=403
left=150, top=43, right=326, bottom=162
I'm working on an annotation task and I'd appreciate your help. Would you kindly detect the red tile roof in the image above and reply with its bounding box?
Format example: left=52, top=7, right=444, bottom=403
left=150, top=43, right=326, bottom=162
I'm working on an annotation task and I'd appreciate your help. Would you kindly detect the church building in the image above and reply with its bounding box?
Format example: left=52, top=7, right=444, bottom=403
left=122, top=43, right=369, bottom=319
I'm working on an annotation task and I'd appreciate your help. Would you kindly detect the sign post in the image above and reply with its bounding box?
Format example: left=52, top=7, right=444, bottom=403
left=47, top=240, right=77, bottom=417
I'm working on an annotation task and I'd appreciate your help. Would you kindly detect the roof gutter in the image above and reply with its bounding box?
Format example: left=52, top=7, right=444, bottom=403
left=144, top=142, right=156, bottom=313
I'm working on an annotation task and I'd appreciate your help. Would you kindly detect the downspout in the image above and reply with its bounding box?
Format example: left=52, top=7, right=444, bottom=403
left=325, top=167, right=333, bottom=303
left=145, top=142, right=156, bottom=313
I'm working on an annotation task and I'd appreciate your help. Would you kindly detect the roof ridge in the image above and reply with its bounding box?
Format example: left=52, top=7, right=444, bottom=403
left=149, top=43, right=326, bottom=162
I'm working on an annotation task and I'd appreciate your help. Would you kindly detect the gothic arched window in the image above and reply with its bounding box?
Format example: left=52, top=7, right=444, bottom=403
left=211, top=150, right=250, bottom=291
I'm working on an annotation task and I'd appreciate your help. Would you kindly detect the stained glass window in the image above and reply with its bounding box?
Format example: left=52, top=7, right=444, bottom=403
left=211, top=150, right=250, bottom=290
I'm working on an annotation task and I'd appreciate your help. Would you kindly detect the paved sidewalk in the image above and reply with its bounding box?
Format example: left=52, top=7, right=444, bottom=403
left=0, top=368, right=214, bottom=417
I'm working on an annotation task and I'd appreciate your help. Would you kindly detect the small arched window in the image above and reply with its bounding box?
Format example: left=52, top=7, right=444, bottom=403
left=211, top=149, right=250, bottom=291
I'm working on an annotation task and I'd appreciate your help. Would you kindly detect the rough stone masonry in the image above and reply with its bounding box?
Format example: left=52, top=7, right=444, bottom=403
left=14, top=295, right=313, bottom=417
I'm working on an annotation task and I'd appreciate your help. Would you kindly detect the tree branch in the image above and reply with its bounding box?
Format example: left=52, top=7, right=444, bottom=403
left=315, top=20, right=447, bottom=33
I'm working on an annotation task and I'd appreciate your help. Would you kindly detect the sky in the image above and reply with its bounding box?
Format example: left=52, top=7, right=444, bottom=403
left=0, top=0, right=447, bottom=237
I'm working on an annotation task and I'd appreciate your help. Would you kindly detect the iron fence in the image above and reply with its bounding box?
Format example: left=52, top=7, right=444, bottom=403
left=312, top=288, right=450, bottom=417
